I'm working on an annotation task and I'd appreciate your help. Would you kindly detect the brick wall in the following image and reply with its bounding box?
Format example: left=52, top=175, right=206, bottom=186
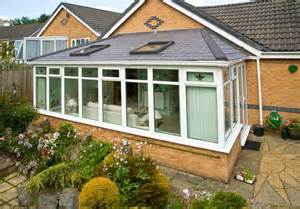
left=41, top=8, right=98, bottom=47
left=246, top=59, right=300, bottom=125
left=113, top=0, right=202, bottom=35
left=36, top=115, right=241, bottom=182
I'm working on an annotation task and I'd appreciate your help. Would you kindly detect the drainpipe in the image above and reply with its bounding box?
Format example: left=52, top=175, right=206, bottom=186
left=256, top=58, right=263, bottom=125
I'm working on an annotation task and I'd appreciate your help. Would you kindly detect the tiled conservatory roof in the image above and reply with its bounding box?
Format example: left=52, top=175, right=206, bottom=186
left=29, top=28, right=248, bottom=63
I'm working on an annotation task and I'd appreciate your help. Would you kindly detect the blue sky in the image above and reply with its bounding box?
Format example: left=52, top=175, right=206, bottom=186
left=0, top=0, right=248, bottom=19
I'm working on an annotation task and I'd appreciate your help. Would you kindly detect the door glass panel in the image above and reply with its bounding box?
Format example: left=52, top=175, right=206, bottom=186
left=103, top=81, right=121, bottom=125
left=65, top=79, right=79, bottom=116
left=49, top=77, right=61, bottom=113
left=83, top=80, right=98, bottom=120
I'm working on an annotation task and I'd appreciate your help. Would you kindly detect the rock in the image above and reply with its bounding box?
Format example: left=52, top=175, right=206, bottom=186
left=58, top=188, right=79, bottom=209
left=37, top=193, right=58, bottom=209
left=17, top=186, right=33, bottom=207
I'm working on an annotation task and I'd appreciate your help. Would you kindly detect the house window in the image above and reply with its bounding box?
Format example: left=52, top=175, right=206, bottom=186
left=34, top=64, right=245, bottom=151
left=153, top=69, right=180, bottom=136
left=82, top=68, right=98, bottom=120
left=64, top=67, right=79, bottom=116
left=71, top=38, right=90, bottom=47
left=126, top=68, right=149, bottom=130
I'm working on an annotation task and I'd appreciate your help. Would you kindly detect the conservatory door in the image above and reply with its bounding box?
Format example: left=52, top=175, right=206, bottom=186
left=239, top=64, right=250, bottom=146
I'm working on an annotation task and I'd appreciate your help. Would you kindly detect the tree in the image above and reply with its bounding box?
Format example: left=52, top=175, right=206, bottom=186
left=11, top=14, right=50, bottom=25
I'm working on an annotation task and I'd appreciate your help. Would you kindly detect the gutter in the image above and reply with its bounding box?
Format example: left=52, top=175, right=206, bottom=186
left=256, top=58, right=263, bottom=125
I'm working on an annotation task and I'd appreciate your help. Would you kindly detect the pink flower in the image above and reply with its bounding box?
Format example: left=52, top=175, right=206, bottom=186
left=0, top=136, right=5, bottom=141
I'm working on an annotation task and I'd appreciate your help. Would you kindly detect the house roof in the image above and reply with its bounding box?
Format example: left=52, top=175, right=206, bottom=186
left=38, top=2, right=121, bottom=37
left=199, top=0, right=300, bottom=52
left=29, top=28, right=248, bottom=63
left=0, top=23, right=43, bottom=41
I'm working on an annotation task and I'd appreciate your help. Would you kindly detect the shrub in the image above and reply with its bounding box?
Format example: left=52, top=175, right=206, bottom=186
left=0, top=93, right=38, bottom=133
left=165, top=192, right=184, bottom=209
left=25, top=163, right=73, bottom=192
left=79, top=177, right=120, bottom=209
left=189, top=192, right=247, bottom=209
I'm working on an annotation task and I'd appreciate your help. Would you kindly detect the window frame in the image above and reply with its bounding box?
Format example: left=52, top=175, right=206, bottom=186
left=34, top=64, right=244, bottom=153
left=71, top=37, right=90, bottom=47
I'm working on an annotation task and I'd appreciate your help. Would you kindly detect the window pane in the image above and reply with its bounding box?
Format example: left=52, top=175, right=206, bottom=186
left=103, top=70, right=119, bottom=77
left=65, top=79, right=78, bottom=116
left=154, top=84, right=180, bottom=135
left=49, top=77, right=61, bottom=113
left=83, top=80, right=98, bottom=120
left=187, top=72, right=214, bottom=82
left=224, top=83, right=231, bottom=135
left=26, top=40, right=40, bottom=59
left=65, top=67, right=78, bottom=76
left=36, top=77, right=46, bottom=109
left=49, top=68, right=60, bottom=75
left=42, top=40, right=55, bottom=55
left=153, top=69, right=178, bottom=82
left=126, top=83, right=148, bottom=130
left=223, top=68, right=230, bottom=82
left=56, top=40, right=67, bottom=51
left=36, top=67, right=46, bottom=75
left=187, top=87, right=218, bottom=142
left=126, top=68, right=147, bottom=80
left=82, top=68, right=98, bottom=77
left=103, top=81, right=121, bottom=125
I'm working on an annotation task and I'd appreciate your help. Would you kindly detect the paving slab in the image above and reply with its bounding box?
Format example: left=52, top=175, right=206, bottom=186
left=1, top=188, right=18, bottom=202
left=0, top=182, right=13, bottom=193
left=7, top=176, right=26, bottom=187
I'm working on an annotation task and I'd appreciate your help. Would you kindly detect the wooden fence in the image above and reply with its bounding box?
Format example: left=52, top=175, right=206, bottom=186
left=0, top=68, right=33, bottom=103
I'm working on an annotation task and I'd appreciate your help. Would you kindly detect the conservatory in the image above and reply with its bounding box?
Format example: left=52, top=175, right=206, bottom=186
left=30, top=29, right=249, bottom=154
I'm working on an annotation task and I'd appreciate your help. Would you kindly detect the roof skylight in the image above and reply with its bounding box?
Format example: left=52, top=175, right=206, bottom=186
left=70, top=44, right=110, bottom=56
left=130, top=41, right=174, bottom=55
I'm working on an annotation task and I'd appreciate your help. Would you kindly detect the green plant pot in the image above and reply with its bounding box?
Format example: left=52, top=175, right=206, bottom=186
left=288, top=127, right=300, bottom=140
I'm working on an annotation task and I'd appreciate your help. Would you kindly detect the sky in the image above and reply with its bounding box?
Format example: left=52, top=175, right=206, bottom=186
left=0, top=0, right=248, bottom=20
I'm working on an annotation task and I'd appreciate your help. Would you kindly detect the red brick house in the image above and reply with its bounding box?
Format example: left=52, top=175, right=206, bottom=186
left=28, top=0, right=299, bottom=182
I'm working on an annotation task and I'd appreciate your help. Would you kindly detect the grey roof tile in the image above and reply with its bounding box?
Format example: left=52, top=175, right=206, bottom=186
left=0, top=23, right=43, bottom=40
left=30, top=29, right=247, bottom=63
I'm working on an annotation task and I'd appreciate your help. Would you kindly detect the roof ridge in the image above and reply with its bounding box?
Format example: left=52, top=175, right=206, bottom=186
left=61, top=2, right=121, bottom=14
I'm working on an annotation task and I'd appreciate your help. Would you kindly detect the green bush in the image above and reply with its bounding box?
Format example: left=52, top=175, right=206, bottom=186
left=25, top=163, right=73, bottom=192
left=97, top=152, right=169, bottom=208
left=0, top=93, right=38, bottom=133
left=189, top=192, right=247, bottom=209
left=165, top=192, right=184, bottom=209
left=79, top=177, right=120, bottom=209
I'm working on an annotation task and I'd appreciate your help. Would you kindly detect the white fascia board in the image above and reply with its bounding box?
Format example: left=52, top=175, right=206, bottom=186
left=260, top=52, right=300, bottom=59
left=37, top=5, right=100, bottom=37
left=28, top=60, right=231, bottom=67
left=102, top=0, right=145, bottom=39
left=163, top=0, right=262, bottom=56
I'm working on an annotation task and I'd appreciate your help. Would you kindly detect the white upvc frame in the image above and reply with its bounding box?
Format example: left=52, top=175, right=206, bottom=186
left=71, top=37, right=90, bottom=48
left=23, top=36, right=68, bottom=61
left=33, top=64, right=245, bottom=153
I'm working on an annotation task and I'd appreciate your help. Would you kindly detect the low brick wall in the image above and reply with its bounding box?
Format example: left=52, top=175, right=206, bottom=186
left=36, top=115, right=241, bottom=182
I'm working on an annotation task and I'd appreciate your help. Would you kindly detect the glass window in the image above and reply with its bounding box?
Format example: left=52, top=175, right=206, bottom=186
left=36, top=77, right=46, bottom=109
left=36, top=67, right=46, bottom=75
left=26, top=40, right=40, bottom=59
left=49, top=77, right=61, bottom=113
left=103, top=81, right=121, bottom=125
left=56, top=40, right=67, bottom=51
left=130, top=41, right=174, bottom=54
left=82, top=80, right=98, bottom=120
left=126, top=68, right=147, bottom=80
left=103, top=70, right=119, bottom=78
left=49, top=68, right=60, bottom=75
left=223, top=68, right=230, bottom=82
left=65, top=79, right=78, bottom=116
left=232, top=78, right=238, bottom=124
left=187, top=86, right=218, bottom=142
left=154, top=84, right=180, bottom=135
left=65, top=67, right=78, bottom=77
left=187, top=72, right=214, bottom=82
left=153, top=69, right=178, bottom=82
left=82, top=68, right=98, bottom=77
left=224, top=83, right=231, bottom=135
left=42, top=40, right=55, bottom=55
left=126, top=83, right=148, bottom=130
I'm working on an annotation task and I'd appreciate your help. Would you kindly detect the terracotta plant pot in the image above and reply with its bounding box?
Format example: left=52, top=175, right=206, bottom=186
left=288, top=127, right=300, bottom=140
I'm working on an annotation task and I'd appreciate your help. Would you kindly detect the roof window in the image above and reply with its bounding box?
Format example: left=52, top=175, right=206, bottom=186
left=130, top=41, right=174, bottom=55
left=70, top=44, right=110, bottom=56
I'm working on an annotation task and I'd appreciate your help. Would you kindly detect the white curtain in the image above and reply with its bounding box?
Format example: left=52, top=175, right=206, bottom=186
left=42, top=40, right=55, bottom=55
left=187, top=86, right=218, bottom=143
left=26, top=40, right=40, bottom=59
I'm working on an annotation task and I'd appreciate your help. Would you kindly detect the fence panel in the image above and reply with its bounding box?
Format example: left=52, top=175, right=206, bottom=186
left=0, top=68, right=33, bottom=103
